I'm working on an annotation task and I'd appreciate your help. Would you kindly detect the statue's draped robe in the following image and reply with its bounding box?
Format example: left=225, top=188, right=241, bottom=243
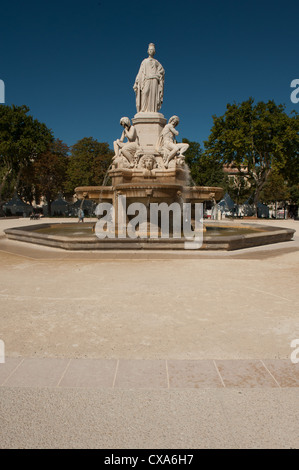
left=134, top=57, right=165, bottom=113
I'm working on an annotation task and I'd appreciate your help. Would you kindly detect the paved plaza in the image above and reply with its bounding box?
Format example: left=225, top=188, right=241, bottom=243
left=0, top=217, right=298, bottom=448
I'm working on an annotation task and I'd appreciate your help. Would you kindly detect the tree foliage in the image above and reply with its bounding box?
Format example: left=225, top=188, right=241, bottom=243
left=183, top=138, right=226, bottom=187
left=0, top=105, right=53, bottom=205
left=65, top=137, right=113, bottom=194
left=31, top=139, right=69, bottom=215
left=204, top=98, right=299, bottom=213
left=289, top=185, right=299, bottom=205
left=224, top=173, right=252, bottom=206
left=260, top=169, right=290, bottom=204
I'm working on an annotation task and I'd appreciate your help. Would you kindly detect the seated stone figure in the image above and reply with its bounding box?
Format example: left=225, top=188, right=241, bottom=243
left=157, top=115, right=189, bottom=168
left=113, top=117, right=139, bottom=167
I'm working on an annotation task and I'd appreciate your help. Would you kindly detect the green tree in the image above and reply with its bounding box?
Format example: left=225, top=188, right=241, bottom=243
left=17, top=163, right=38, bottom=205
left=225, top=173, right=252, bottom=208
left=279, top=131, right=299, bottom=188
left=0, top=105, right=53, bottom=209
left=288, top=184, right=299, bottom=218
left=183, top=138, right=226, bottom=187
left=260, top=169, right=290, bottom=205
left=31, top=139, right=69, bottom=216
left=204, top=98, right=299, bottom=214
left=289, top=185, right=299, bottom=205
left=65, top=137, right=113, bottom=194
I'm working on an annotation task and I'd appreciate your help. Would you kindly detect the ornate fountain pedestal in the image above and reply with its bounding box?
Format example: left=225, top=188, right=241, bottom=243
left=132, top=112, right=167, bottom=148
left=75, top=177, right=224, bottom=207
left=75, top=164, right=224, bottom=237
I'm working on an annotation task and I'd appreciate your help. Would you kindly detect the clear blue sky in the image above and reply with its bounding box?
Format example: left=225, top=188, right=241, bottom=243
left=1, top=0, right=298, bottom=150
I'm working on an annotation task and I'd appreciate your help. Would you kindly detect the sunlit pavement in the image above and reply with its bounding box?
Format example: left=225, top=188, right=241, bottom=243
left=0, top=217, right=298, bottom=448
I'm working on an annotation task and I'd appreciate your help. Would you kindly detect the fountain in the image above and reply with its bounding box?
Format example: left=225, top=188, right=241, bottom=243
left=75, top=43, right=223, bottom=240
left=4, top=44, right=295, bottom=250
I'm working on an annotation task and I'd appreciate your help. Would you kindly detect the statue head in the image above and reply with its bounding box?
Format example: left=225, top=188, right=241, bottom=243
left=140, top=155, right=156, bottom=171
left=169, top=115, right=179, bottom=127
left=148, top=43, right=156, bottom=57
left=120, top=117, right=131, bottom=128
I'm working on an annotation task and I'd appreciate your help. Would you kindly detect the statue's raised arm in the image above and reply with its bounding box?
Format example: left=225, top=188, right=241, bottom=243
left=133, top=43, right=165, bottom=113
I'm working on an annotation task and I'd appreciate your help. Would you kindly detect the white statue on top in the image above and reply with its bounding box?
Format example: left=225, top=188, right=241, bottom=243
left=133, top=43, right=165, bottom=113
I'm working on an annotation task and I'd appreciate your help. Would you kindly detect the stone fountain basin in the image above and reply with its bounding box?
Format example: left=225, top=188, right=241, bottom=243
left=4, top=222, right=295, bottom=251
left=74, top=185, right=224, bottom=203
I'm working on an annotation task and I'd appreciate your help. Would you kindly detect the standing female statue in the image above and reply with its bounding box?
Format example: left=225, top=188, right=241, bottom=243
left=133, top=43, right=165, bottom=113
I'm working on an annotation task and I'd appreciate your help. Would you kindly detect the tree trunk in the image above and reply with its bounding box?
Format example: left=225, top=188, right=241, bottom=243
left=251, top=166, right=271, bottom=218
left=253, top=192, right=259, bottom=217
left=47, top=196, right=52, bottom=217
left=0, top=168, right=13, bottom=215
left=0, top=200, right=5, bottom=217
left=0, top=168, right=12, bottom=199
left=13, top=165, right=23, bottom=194
left=253, top=179, right=268, bottom=218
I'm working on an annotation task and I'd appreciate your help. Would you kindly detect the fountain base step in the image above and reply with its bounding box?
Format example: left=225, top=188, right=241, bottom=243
left=4, top=222, right=295, bottom=251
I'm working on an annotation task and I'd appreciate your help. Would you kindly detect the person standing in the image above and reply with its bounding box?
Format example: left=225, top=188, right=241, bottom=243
left=78, top=208, right=84, bottom=223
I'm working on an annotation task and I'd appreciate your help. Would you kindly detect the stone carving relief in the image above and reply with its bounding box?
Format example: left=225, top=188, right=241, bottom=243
left=139, top=155, right=158, bottom=176
left=112, top=114, right=189, bottom=171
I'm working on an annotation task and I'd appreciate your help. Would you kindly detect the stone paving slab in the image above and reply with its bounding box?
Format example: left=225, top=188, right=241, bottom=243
left=263, top=359, right=299, bottom=387
left=215, top=359, right=280, bottom=387
left=59, top=358, right=117, bottom=388
left=2, top=358, right=70, bottom=387
left=167, top=359, right=223, bottom=388
left=1, top=358, right=298, bottom=389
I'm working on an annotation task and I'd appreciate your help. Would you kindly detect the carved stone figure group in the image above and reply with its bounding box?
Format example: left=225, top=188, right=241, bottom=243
left=112, top=115, right=189, bottom=170
left=112, top=43, right=189, bottom=170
